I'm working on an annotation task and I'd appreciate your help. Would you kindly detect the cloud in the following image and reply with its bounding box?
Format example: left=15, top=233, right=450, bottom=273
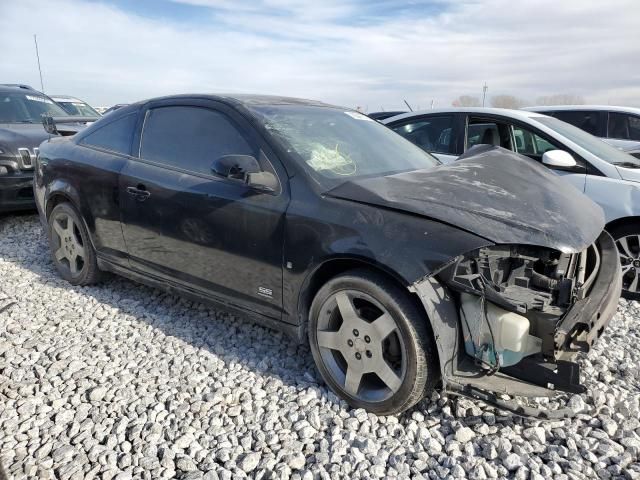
left=1, top=0, right=638, bottom=110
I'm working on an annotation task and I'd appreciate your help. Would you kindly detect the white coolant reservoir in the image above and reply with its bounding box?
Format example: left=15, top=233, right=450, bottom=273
left=460, top=293, right=542, bottom=368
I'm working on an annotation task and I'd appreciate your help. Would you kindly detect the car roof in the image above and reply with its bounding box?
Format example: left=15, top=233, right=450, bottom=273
left=0, top=84, right=44, bottom=94
left=382, top=107, right=548, bottom=124
left=137, top=93, right=341, bottom=109
left=525, top=105, right=640, bottom=115
left=51, top=95, right=85, bottom=103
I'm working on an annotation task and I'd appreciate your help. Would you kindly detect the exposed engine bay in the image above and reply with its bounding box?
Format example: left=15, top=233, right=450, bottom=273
left=439, top=243, right=601, bottom=373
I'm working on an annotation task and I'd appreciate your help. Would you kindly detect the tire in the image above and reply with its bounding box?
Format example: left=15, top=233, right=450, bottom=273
left=308, top=269, right=438, bottom=415
left=47, top=202, right=101, bottom=286
left=609, top=223, right=640, bottom=301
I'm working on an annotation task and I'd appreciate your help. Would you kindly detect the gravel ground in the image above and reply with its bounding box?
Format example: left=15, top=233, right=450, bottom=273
left=1, top=213, right=639, bottom=480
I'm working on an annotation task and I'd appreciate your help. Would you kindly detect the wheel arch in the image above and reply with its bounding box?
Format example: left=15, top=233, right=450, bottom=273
left=296, top=256, right=432, bottom=341
left=605, top=216, right=640, bottom=235
left=44, top=186, right=98, bottom=251
left=45, top=191, right=76, bottom=220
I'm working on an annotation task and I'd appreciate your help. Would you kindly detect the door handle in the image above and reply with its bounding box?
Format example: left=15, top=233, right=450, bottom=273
left=126, top=185, right=151, bottom=202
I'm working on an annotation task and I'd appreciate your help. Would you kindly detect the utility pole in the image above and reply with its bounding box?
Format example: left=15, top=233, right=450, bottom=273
left=482, top=82, right=488, bottom=107
left=34, top=34, right=45, bottom=93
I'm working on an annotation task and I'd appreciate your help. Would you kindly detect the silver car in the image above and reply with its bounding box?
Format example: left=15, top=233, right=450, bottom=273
left=384, top=108, right=640, bottom=299
left=525, top=105, right=640, bottom=158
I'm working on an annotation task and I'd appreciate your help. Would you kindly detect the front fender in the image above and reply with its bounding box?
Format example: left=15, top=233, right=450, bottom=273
left=585, top=175, right=640, bottom=222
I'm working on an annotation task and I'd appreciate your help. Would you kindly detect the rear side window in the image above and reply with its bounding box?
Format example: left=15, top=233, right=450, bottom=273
left=608, top=112, right=640, bottom=141
left=139, top=106, right=255, bottom=176
left=550, top=111, right=600, bottom=135
left=80, top=113, right=136, bottom=155
left=391, top=115, right=454, bottom=154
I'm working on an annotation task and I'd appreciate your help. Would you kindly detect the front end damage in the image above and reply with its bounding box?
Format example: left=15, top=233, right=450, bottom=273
left=411, top=231, right=621, bottom=418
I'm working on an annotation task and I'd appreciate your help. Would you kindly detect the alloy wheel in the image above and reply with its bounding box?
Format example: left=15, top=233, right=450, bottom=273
left=315, top=290, right=406, bottom=402
left=52, top=213, right=86, bottom=276
left=617, top=234, right=640, bottom=294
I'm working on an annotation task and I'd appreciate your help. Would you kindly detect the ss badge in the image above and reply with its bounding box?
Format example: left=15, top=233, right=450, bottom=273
left=258, top=286, right=273, bottom=298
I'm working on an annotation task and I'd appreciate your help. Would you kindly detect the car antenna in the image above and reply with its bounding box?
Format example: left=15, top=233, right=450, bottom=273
left=34, top=34, right=53, bottom=140
left=403, top=99, right=413, bottom=112
left=33, top=34, right=45, bottom=94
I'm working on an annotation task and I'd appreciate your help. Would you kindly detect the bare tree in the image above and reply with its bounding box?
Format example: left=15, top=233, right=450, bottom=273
left=535, top=94, right=586, bottom=106
left=452, top=95, right=481, bottom=107
left=490, top=95, right=528, bottom=109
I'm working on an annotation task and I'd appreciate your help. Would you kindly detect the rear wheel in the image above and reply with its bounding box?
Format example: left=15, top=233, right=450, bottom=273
left=308, top=269, right=438, bottom=415
left=48, top=203, right=101, bottom=285
left=610, top=223, right=640, bottom=301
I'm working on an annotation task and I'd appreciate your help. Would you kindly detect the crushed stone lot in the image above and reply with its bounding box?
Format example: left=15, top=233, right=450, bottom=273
left=0, top=214, right=639, bottom=480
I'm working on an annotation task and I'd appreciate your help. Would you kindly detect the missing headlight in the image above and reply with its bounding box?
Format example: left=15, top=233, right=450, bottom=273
left=439, top=244, right=597, bottom=367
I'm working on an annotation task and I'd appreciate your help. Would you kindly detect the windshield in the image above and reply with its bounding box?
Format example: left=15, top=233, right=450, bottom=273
left=0, top=92, right=68, bottom=123
left=250, top=105, right=440, bottom=188
left=536, top=116, right=640, bottom=168
left=57, top=100, right=100, bottom=117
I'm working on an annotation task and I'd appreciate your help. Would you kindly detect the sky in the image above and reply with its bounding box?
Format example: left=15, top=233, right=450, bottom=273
left=1, top=0, right=639, bottom=111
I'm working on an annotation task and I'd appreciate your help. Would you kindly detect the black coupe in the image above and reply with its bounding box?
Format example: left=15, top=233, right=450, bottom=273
left=35, top=94, right=620, bottom=415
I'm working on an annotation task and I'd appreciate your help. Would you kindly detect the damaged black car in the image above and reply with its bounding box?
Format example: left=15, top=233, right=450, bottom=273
left=34, top=95, right=621, bottom=415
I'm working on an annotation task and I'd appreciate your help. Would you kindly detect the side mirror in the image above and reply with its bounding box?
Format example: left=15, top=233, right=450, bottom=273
left=211, top=154, right=260, bottom=180
left=542, top=150, right=577, bottom=169
left=246, top=171, right=279, bottom=193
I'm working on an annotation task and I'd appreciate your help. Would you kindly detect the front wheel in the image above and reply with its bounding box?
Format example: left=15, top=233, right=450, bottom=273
left=48, top=202, right=101, bottom=286
left=610, top=223, right=640, bottom=301
left=308, top=269, right=438, bottom=415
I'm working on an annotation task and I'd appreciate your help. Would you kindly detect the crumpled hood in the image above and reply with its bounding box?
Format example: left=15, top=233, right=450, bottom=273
left=327, top=147, right=604, bottom=253
left=0, top=123, right=52, bottom=151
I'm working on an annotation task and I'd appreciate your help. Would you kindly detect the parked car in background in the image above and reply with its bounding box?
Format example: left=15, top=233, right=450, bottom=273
left=35, top=94, right=620, bottom=415
left=622, top=143, right=640, bottom=159
left=525, top=105, right=640, bottom=155
left=368, top=111, right=407, bottom=121
left=384, top=108, right=640, bottom=299
left=0, top=83, right=37, bottom=90
left=51, top=95, right=101, bottom=118
left=0, top=84, right=77, bottom=213
left=102, top=104, right=129, bottom=115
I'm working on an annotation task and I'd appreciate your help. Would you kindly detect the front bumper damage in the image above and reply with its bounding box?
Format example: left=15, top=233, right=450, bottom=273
left=411, top=231, right=621, bottom=418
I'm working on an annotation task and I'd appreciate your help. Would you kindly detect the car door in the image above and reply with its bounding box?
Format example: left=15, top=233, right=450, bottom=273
left=389, top=114, right=459, bottom=163
left=119, top=99, right=289, bottom=320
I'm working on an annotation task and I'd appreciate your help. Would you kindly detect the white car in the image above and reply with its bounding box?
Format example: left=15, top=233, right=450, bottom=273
left=384, top=108, right=640, bottom=299
left=51, top=95, right=102, bottom=118
left=524, top=105, right=640, bottom=157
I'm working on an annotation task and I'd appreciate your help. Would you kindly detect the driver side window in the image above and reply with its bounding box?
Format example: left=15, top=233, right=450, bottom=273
left=139, top=106, right=257, bottom=176
left=511, top=125, right=557, bottom=158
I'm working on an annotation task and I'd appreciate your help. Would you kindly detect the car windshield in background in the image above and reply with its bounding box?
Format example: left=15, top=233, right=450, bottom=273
left=0, top=92, right=68, bottom=123
left=250, top=105, right=440, bottom=188
left=58, top=101, right=100, bottom=117
left=536, top=116, right=640, bottom=168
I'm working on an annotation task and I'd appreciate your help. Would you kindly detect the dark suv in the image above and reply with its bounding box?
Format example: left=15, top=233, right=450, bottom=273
left=0, top=85, right=73, bottom=213
left=35, top=94, right=620, bottom=415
